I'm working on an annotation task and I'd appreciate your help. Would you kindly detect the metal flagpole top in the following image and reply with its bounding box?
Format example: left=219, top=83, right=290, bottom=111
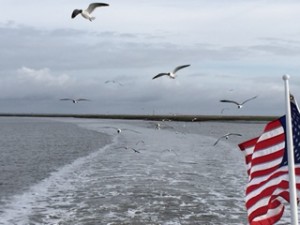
left=283, top=74, right=290, bottom=80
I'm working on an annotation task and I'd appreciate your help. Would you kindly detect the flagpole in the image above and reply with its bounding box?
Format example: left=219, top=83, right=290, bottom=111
left=283, top=74, right=298, bottom=225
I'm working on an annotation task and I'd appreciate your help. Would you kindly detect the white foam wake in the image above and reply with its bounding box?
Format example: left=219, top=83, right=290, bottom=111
left=0, top=136, right=119, bottom=225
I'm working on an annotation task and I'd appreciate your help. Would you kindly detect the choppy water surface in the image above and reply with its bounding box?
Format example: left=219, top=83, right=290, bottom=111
left=0, top=117, right=295, bottom=224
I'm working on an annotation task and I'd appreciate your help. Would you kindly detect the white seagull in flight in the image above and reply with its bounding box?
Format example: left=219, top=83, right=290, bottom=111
left=71, top=3, right=109, bottom=21
left=60, top=98, right=90, bottom=104
left=105, top=80, right=123, bottom=86
left=213, top=133, right=242, bottom=146
left=152, top=64, right=190, bottom=80
left=115, top=146, right=142, bottom=153
left=220, top=96, right=258, bottom=109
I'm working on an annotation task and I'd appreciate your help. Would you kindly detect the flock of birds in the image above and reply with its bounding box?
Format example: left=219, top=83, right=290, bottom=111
left=60, top=3, right=260, bottom=148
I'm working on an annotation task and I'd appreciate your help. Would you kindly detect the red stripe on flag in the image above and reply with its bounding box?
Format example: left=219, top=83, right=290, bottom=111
left=262, top=119, right=282, bottom=132
left=250, top=165, right=282, bottom=181
left=246, top=170, right=289, bottom=194
left=246, top=180, right=290, bottom=209
left=249, top=191, right=289, bottom=223
left=239, top=137, right=259, bottom=152
left=250, top=199, right=284, bottom=225
left=253, top=133, right=285, bottom=151
left=238, top=109, right=300, bottom=225
left=250, top=149, right=284, bottom=167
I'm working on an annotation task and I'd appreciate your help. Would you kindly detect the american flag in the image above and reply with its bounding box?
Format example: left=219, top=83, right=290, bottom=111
left=238, top=98, right=300, bottom=225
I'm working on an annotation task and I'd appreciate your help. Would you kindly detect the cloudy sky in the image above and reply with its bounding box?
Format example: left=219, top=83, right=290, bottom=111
left=1, top=0, right=300, bottom=115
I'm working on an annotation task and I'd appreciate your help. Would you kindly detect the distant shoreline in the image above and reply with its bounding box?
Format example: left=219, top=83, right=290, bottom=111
left=0, top=113, right=278, bottom=122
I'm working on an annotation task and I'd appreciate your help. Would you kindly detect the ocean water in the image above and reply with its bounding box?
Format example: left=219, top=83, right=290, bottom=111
left=0, top=117, right=296, bottom=224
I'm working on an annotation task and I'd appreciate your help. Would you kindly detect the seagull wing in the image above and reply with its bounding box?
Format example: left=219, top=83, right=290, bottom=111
left=221, top=108, right=230, bottom=114
left=214, top=133, right=242, bottom=146
left=172, top=64, right=191, bottom=74
left=136, top=140, right=145, bottom=145
left=152, top=73, right=169, bottom=79
left=131, top=148, right=141, bottom=153
left=71, top=9, right=81, bottom=18
left=116, top=81, right=123, bottom=86
left=220, top=99, right=240, bottom=106
left=86, top=3, right=109, bottom=13
left=105, top=80, right=123, bottom=86
left=227, top=133, right=242, bottom=137
left=60, top=98, right=73, bottom=101
left=213, top=137, right=224, bottom=146
left=241, top=96, right=258, bottom=105
left=76, top=98, right=90, bottom=101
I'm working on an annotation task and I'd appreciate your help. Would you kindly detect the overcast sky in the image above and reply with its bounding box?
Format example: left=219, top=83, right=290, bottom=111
left=1, top=0, right=300, bottom=115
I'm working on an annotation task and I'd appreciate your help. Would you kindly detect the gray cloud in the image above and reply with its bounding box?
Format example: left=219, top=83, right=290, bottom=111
left=0, top=22, right=260, bottom=72
left=1, top=3, right=300, bottom=116
left=250, top=38, right=300, bottom=56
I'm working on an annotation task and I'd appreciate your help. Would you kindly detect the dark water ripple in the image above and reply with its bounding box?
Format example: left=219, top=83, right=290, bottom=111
left=0, top=117, right=111, bottom=204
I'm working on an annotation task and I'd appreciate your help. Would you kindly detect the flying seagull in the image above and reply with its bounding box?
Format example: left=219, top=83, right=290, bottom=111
left=115, top=146, right=142, bottom=153
left=152, top=64, right=190, bottom=80
left=60, top=98, right=90, bottom=104
left=105, top=80, right=123, bottom=86
left=162, top=148, right=178, bottom=156
left=220, top=96, right=258, bottom=109
left=213, top=133, right=242, bottom=146
left=71, top=3, right=109, bottom=21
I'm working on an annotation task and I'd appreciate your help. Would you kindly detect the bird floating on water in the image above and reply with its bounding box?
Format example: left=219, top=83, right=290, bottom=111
left=60, top=98, right=90, bottom=104
left=152, top=64, right=190, bottom=80
left=101, top=126, right=141, bottom=134
left=148, top=121, right=174, bottom=130
left=71, top=3, right=109, bottom=21
left=213, top=133, right=242, bottom=146
left=220, top=96, right=258, bottom=109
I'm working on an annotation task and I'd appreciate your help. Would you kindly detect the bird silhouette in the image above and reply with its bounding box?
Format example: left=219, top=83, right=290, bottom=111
left=221, top=108, right=230, bottom=114
left=60, top=98, right=90, bottom=104
left=71, top=3, right=109, bottom=21
left=115, top=146, right=142, bottom=153
left=213, top=133, right=242, bottom=146
left=152, top=64, right=190, bottom=80
left=105, top=80, right=123, bottom=86
left=220, top=96, right=258, bottom=109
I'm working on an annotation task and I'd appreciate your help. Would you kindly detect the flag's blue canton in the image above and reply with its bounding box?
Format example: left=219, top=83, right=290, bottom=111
left=279, top=102, right=300, bottom=167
